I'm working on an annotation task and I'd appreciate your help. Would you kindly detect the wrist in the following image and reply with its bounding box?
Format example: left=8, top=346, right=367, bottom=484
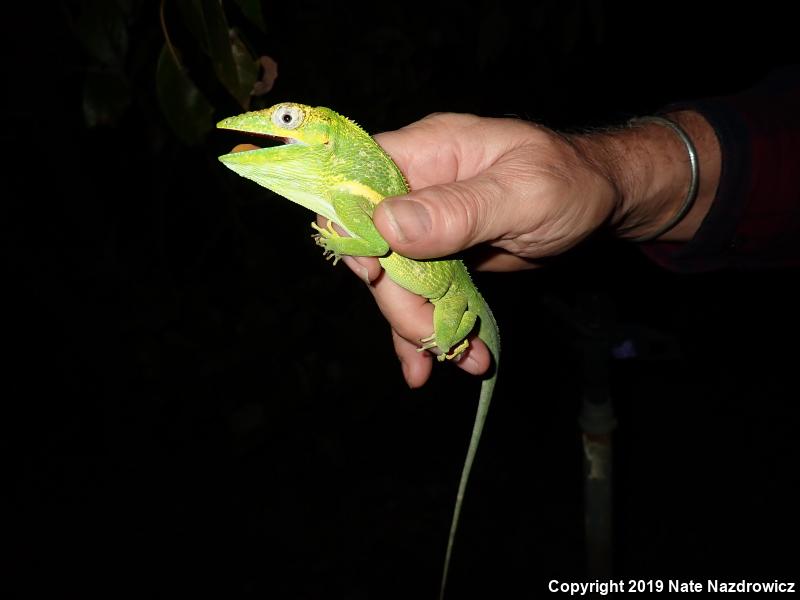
left=571, top=111, right=720, bottom=242
left=625, top=115, right=700, bottom=242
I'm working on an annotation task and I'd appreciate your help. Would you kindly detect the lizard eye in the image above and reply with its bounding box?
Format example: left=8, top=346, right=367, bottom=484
left=272, top=105, right=304, bottom=129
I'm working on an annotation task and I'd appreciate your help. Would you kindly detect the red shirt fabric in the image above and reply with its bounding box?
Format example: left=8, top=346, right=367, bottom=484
left=642, top=66, right=800, bottom=272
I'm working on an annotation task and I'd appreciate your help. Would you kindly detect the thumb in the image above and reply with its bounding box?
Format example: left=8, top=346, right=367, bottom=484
left=373, top=178, right=500, bottom=259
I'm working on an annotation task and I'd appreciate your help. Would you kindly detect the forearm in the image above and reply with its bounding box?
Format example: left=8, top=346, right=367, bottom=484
left=576, top=67, right=800, bottom=271
left=370, top=68, right=800, bottom=274
left=571, top=110, right=721, bottom=243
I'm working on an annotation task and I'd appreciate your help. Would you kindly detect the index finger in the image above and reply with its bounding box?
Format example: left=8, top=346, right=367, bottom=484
left=366, top=269, right=493, bottom=379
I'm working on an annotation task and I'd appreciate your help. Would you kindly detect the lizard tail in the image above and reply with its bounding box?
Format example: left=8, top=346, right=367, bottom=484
left=439, top=298, right=500, bottom=600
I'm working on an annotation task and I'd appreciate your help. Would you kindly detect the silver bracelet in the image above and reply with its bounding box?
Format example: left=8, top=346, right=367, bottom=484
left=627, top=115, right=700, bottom=243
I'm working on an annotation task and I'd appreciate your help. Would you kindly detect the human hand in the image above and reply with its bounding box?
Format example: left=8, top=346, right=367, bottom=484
left=333, top=110, right=718, bottom=387
left=333, top=112, right=618, bottom=387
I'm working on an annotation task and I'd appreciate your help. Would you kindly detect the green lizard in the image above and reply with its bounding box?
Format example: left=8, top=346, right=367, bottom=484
left=217, top=103, right=499, bottom=599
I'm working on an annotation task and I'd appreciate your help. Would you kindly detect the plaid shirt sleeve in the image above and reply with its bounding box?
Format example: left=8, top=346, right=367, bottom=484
left=640, top=66, right=800, bottom=272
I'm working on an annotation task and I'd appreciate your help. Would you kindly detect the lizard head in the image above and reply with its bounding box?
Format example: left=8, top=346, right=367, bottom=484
left=217, top=102, right=332, bottom=154
left=216, top=103, right=339, bottom=213
left=215, top=103, right=397, bottom=228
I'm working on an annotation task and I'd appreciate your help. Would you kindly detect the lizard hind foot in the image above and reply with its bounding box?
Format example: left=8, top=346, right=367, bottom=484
left=416, top=337, right=470, bottom=362
left=436, top=339, right=469, bottom=362
left=441, top=339, right=470, bottom=362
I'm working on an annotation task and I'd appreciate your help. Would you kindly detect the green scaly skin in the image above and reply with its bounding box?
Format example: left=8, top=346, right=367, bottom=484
left=217, top=103, right=500, bottom=599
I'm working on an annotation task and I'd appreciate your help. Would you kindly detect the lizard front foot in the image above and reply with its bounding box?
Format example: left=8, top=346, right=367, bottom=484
left=311, top=220, right=343, bottom=265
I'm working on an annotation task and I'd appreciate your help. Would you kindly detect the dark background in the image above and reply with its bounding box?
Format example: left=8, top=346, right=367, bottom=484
left=5, top=2, right=799, bottom=598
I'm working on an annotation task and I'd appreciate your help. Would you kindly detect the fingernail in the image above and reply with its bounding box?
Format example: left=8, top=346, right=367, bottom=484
left=461, top=353, right=480, bottom=374
left=342, top=257, right=371, bottom=285
left=352, top=263, right=370, bottom=285
left=381, top=199, right=431, bottom=243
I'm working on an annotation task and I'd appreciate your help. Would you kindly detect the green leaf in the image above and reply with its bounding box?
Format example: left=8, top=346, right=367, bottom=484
left=202, top=0, right=237, bottom=91
left=201, top=0, right=255, bottom=108
left=156, top=44, right=214, bottom=145
left=232, top=0, right=266, bottom=32
left=175, top=0, right=210, bottom=55
left=230, top=31, right=258, bottom=108
left=173, top=0, right=258, bottom=109
left=83, top=70, right=131, bottom=127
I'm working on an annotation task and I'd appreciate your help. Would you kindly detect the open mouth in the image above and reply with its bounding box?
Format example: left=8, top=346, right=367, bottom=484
left=225, top=132, right=301, bottom=154
left=231, top=143, right=262, bottom=153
